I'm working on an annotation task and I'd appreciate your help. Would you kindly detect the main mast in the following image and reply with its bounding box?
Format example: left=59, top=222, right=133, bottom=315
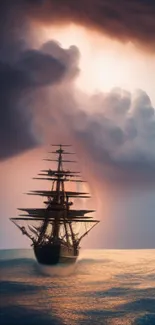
left=10, top=144, right=99, bottom=249
left=52, top=145, right=64, bottom=241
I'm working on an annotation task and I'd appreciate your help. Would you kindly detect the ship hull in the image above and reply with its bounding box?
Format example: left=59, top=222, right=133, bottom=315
left=33, top=243, right=79, bottom=265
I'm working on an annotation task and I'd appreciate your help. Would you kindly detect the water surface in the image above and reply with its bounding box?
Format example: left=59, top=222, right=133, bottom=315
left=0, top=249, right=155, bottom=324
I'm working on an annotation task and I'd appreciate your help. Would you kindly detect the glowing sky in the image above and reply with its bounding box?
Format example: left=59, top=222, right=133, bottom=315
left=41, top=24, right=155, bottom=105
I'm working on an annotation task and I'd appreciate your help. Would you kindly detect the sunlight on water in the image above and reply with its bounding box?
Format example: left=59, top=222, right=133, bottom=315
left=37, top=263, right=77, bottom=277
left=0, top=249, right=155, bottom=325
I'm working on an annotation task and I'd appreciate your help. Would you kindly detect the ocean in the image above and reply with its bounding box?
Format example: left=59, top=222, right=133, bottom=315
left=0, top=249, right=155, bottom=325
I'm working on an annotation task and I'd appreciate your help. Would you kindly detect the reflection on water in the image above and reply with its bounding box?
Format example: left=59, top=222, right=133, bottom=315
left=0, top=249, right=155, bottom=325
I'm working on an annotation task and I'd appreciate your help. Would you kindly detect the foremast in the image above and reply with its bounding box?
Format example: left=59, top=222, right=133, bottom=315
left=10, top=145, right=99, bottom=248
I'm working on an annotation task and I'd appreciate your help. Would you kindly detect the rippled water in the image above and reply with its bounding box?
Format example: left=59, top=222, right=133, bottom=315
left=0, top=249, right=155, bottom=325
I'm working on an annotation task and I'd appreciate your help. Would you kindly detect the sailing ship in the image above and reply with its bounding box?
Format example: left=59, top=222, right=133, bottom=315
left=10, top=145, right=99, bottom=265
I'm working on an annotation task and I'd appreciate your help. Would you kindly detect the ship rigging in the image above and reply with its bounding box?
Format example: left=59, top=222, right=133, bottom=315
left=10, top=144, right=99, bottom=265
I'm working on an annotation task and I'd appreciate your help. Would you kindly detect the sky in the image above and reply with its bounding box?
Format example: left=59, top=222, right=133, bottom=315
left=0, top=0, right=155, bottom=249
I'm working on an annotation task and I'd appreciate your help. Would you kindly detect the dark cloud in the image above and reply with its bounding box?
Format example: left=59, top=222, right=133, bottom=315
left=24, top=0, right=155, bottom=52
left=0, top=0, right=79, bottom=160
left=0, top=48, right=67, bottom=159
left=0, top=43, right=79, bottom=160
left=77, top=89, right=155, bottom=185
left=46, top=87, right=155, bottom=186
left=1, top=1, right=155, bottom=52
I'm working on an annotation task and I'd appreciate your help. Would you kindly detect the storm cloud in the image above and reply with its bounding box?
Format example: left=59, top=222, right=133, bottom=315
left=16, top=0, right=155, bottom=52
left=0, top=0, right=155, bottom=178
left=1, top=0, right=155, bottom=51
left=0, top=0, right=79, bottom=159
left=76, top=89, right=155, bottom=185
left=43, top=87, right=155, bottom=186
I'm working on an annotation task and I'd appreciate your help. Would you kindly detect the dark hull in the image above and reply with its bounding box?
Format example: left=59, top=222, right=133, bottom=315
left=33, top=243, right=79, bottom=265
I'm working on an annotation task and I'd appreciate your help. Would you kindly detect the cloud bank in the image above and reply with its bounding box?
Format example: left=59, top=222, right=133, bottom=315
left=22, top=0, right=155, bottom=52
left=0, top=0, right=155, bottom=186
left=0, top=0, right=79, bottom=159
left=39, top=86, right=155, bottom=186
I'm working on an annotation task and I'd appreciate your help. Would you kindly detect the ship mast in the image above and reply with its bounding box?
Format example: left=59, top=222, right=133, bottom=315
left=10, top=144, right=99, bottom=247
left=52, top=145, right=64, bottom=241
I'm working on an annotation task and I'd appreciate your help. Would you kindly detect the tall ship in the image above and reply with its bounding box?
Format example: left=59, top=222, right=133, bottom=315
left=10, top=145, right=99, bottom=265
